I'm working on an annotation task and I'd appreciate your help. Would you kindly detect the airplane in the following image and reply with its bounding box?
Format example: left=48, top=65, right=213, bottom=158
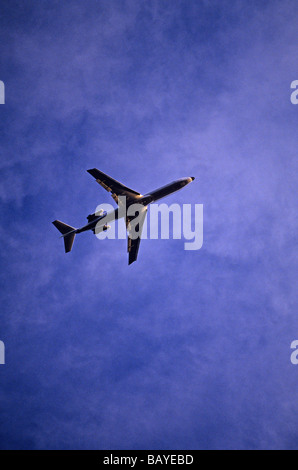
left=52, top=169, right=195, bottom=265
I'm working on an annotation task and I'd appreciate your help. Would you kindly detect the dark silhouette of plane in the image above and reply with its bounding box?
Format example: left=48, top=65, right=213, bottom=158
left=53, top=169, right=195, bottom=264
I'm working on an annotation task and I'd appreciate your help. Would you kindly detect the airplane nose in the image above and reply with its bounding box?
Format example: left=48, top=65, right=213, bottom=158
left=187, top=177, right=195, bottom=183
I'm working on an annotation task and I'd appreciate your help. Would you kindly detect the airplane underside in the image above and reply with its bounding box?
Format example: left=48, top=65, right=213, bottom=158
left=53, top=169, right=194, bottom=264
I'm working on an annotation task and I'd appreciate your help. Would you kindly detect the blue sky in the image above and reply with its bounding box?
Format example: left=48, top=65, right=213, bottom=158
left=0, top=0, right=297, bottom=449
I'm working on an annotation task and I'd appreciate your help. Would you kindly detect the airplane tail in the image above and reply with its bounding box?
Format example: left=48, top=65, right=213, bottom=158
left=52, top=220, right=76, bottom=253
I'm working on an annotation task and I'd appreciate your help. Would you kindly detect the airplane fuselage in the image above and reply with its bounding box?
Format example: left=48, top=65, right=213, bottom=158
left=53, top=171, right=195, bottom=262
left=76, top=177, right=194, bottom=234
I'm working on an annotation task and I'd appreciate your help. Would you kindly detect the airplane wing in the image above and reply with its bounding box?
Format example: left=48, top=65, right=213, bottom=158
left=87, top=168, right=142, bottom=205
left=127, top=207, right=147, bottom=265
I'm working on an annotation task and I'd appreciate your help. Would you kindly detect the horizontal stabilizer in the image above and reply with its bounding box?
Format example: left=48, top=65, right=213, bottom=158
left=52, top=220, right=76, bottom=253
left=52, top=220, right=75, bottom=235
left=63, top=232, right=76, bottom=253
